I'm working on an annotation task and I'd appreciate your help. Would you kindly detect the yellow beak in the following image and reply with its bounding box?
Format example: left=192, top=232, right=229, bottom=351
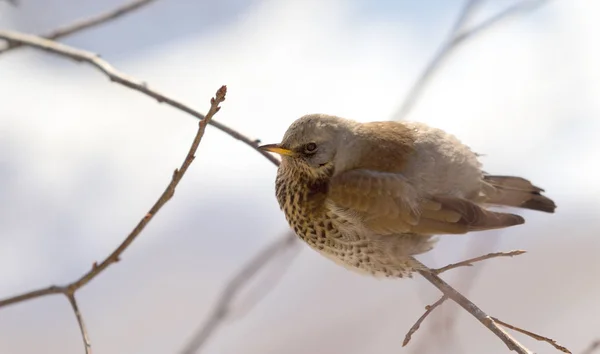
left=258, top=144, right=297, bottom=157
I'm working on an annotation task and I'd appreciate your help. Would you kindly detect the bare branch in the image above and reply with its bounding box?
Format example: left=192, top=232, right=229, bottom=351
left=229, top=240, right=301, bottom=321
left=0, top=30, right=281, bottom=167
left=67, top=293, right=92, bottom=354
left=180, top=232, right=297, bottom=354
left=415, top=265, right=532, bottom=354
left=1, top=85, right=226, bottom=307
left=392, top=0, right=550, bottom=121
left=0, top=0, right=157, bottom=55
left=431, top=250, right=526, bottom=274
left=454, top=0, right=550, bottom=46
left=403, top=295, right=448, bottom=347
left=0, top=86, right=227, bottom=352
left=492, top=316, right=572, bottom=353
left=412, top=234, right=502, bottom=353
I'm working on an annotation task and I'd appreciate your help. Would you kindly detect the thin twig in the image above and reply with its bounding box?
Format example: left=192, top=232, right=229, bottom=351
left=415, top=265, right=532, bottom=354
left=403, top=295, right=449, bottom=346
left=180, top=232, right=297, bottom=354
left=0, top=30, right=281, bottom=167
left=411, top=234, right=502, bottom=354
left=0, top=86, right=227, bottom=351
left=67, top=293, right=92, bottom=354
left=0, top=0, right=157, bottom=54
left=229, top=240, right=301, bottom=321
left=392, top=0, right=550, bottom=121
left=492, top=316, right=572, bottom=353
left=432, top=250, right=526, bottom=274
left=581, top=340, right=600, bottom=354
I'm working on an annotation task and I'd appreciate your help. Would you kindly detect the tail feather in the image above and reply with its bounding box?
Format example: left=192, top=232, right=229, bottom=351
left=482, top=175, right=556, bottom=213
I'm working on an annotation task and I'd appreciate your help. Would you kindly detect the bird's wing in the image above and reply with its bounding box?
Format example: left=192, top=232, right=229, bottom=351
left=327, top=169, right=525, bottom=235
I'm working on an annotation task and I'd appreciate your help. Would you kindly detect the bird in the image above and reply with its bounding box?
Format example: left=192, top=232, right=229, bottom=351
left=258, top=114, right=556, bottom=278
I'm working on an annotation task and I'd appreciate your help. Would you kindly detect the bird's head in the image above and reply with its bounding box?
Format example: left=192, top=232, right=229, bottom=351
left=259, top=114, right=355, bottom=179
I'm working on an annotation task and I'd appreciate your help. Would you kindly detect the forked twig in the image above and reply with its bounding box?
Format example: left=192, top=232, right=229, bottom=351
left=0, top=85, right=228, bottom=352
left=403, top=295, right=448, bottom=346
left=492, top=316, right=572, bottom=353
left=404, top=288, right=572, bottom=354
left=416, top=265, right=532, bottom=354
left=432, top=250, right=526, bottom=274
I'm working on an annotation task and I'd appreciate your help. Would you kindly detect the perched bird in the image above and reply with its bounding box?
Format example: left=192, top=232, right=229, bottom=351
left=259, top=114, right=556, bottom=278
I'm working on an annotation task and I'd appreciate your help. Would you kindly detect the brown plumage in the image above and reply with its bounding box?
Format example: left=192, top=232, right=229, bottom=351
left=260, top=114, right=556, bottom=278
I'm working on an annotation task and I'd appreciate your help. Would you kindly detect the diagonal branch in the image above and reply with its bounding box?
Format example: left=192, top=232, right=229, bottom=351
left=180, top=232, right=298, bottom=354
left=0, top=0, right=158, bottom=55
left=0, top=85, right=227, bottom=352
left=415, top=265, right=532, bottom=354
left=492, top=316, right=572, bottom=353
left=403, top=295, right=448, bottom=347
left=392, top=0, right=550, bottom=121
left=0, top=30, right=281, bottom=167
left=582, top=340, right=600, bottom=354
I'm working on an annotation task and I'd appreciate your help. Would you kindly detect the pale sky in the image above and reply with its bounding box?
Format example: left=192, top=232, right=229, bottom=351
left=0, top=0, right=599, bottom=353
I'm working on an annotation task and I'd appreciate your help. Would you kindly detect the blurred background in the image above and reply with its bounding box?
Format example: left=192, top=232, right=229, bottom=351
left=0, top=0, right=599, bottom=353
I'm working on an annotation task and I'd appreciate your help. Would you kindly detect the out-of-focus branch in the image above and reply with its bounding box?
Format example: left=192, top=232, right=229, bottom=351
left=0, top=0, right=157, bottom=55
left=0, top=30, right=281, bottom=167
left=392, top=0, right=550, bottom=121
left=180, top=232, right=298, bottom=354
left=582, top=340, right=600, bottom=354
left=0, top=86, right=228, bottom=352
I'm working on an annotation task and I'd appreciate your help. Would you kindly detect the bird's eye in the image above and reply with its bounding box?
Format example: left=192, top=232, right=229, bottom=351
left=304, top=142, right=318, bottom=154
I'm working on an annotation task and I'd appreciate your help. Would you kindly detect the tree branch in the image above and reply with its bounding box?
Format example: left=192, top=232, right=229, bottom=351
left=0, top=85, right=227, bottom=352
left=0, top=30, right=281, bottom=167
left=392, top=0, right=550, bottom=121
left=582, top=340, right=600, bottom=354
left=67, top=293, right=92, bottom=354
left=416, top=265, right=533, bottom=354
left=403, top=295, right=448, bottom=347
left=491, top=316, right=571, bottom=353
left=180, top=232, right=298, bottom=354
left=431, top=250, right=526, bottom=274
left=0, top=0, right=157, bottom=55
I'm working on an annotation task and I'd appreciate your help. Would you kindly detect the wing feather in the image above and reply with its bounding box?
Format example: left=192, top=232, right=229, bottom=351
left=328, top=169, right=525, bottom=235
